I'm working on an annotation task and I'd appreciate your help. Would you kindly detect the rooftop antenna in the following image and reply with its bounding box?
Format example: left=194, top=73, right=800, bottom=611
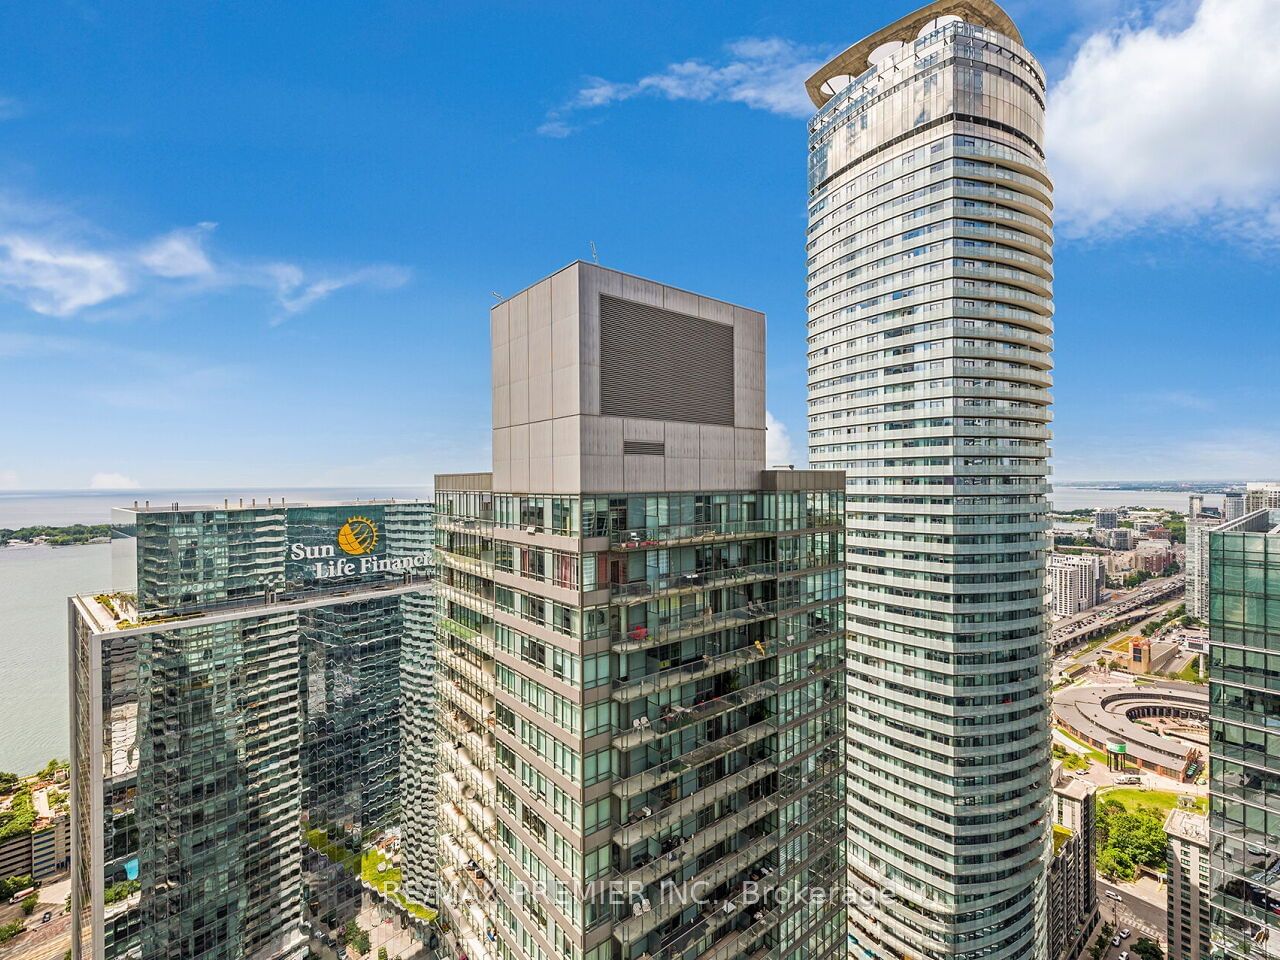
left=590, top=240, right=599, bottom=265
left=490, top=291, right=504, bottom=302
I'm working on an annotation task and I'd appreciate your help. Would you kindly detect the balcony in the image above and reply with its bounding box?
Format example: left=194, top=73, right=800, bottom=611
left=614, top=680, right=775, bottom=756
left=614, top=599, right=782, bottom=653
left=610, top=560, right=777, bottom=606
left=611, top=639, right=774, bottom=705
left=616, top=757, right=778, bottom=847
left=615, top=518, right=796, bottom=549
left=612, top=715, right=777, bottom=800
left=613, top=831, right=779, bottom=944
left=611, top=794, right=781, bottom=894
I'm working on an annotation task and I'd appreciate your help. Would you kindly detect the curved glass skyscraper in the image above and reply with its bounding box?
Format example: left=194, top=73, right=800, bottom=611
left=803, top=3, right=1053, bottom=958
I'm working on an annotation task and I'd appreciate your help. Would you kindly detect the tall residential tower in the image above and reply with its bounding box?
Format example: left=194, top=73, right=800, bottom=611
left=432, top=262, right=848, bottom=960
left=804, top=3, right=1054, bottom=958
left=70, top=501, right=437, bottom=960
left=1207, top=509, right=1280, bottom=960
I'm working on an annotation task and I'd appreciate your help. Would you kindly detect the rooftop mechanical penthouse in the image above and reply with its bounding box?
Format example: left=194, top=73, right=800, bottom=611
left=432, top=261, right=848, bottom=960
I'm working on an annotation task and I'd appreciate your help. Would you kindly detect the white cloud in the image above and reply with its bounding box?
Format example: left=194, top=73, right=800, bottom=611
left=0, top=470, right=19, bottom=489
left=1049, top=0, right=1280, bottom=239
left=0, top=235, right=130, bottom=316
left=138, top=222, right=216, bottom=278
left=268, top=263, right=410, bottom=321
left=541, top=37, right=825, bottom=135
left=0, top=191, right=409, bottom=319
left=89, top=472, right=140, bottom=490
left=765, top=410, right=801, bottom=467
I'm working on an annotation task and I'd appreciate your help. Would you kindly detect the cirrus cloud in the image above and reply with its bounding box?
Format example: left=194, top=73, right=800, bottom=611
left=0, top=192, right=409, bottom=319
left=539, top=37, right=827, bottom=136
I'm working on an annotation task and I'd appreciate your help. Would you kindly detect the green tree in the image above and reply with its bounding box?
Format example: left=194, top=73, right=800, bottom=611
left=0, top=875, right=33, bottom=901
left=341, top=919, right=370, bottom=955
left=1133, top=938, right=1163, bottom=960
left=0, top=920, right=23, bottom=944
left=0, top=773, right=18, bottom=793
left=378, top=948, right=389, bottom=960
left=1097, top=846, right=1135, bottom=881
left=20, top=893, right=38, bottom=916
left=1110, top=810, right=1168, bottom=867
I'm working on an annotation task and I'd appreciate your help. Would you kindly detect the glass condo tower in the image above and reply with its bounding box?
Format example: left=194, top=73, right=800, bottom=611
left=804, top=2, right=1054, bottom=958
left=432, top=261, right=848, bottom=960
left=1208, top=510, right=1280, bottom=960
left=69, top=500, right=437, bottom=960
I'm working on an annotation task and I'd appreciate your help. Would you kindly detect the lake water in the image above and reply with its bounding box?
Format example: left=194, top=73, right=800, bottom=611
left=1051, top=488, right=1222, bottom=512
left=0, top=543, right=109, bottom=772
left=0, top=483, right=1220, bottom=775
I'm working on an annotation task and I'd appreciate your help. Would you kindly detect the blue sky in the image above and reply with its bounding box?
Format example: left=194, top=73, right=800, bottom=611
left=0, top=0, right=1277, bottom=489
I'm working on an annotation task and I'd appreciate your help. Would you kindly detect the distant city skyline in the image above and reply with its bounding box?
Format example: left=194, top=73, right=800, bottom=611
left=2, top=0, right=1279, bottom=489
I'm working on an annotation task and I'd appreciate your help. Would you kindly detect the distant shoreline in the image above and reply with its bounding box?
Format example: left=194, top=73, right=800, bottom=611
left=0, top=524, right=111, bottom=548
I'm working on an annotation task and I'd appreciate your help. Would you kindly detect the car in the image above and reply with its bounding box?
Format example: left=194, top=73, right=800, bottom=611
left=1111, top=937, right=1122, bottom=947
left=41, top=911, right=52, bottom=923
left=1119, top=953, right=1128, bottom=960
left=1120, top=929, right=1130, bottom=939
left=1105, top=890, right=1123, bottom=902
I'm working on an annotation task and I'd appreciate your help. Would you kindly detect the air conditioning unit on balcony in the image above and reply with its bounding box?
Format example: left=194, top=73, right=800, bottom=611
left=526, top=525, right=538, bottom=534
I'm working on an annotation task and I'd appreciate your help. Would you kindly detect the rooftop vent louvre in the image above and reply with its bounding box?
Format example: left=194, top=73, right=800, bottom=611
left=599, top=294, right=735, bottom=427
left=623, top=440, right=665, bottom=457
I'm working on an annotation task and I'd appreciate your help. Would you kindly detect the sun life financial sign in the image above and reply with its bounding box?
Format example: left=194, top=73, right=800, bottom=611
left=288, top=515, right=431, bottom=580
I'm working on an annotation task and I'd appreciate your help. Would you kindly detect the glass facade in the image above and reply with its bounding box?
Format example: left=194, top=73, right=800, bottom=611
left=805, top=8, right=1053, bottom=960
left=1208, top=511, right=1280, bottom=960
left=71, top=501, right=437, bottom=960
left=433, top=481, right=847, bottom=960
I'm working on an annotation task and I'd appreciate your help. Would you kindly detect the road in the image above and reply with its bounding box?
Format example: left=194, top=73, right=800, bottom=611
left=1052, top=591, right=1187, bottom=684
left=1050, top=575, right=1185, bottom=661
left=0, top=913, right=71, bottom=960
left=1097, top=877, right=1166, bottom=949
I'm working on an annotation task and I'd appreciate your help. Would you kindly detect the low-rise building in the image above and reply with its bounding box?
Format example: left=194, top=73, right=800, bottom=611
left=1136, top=539, right=1174, bottom=573
left=1166, top=807, right=1210, bottom=960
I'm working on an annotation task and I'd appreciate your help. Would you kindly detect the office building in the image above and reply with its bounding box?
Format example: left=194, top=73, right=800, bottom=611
left=1223, top=494, right=1245, bottom=522
left=1048, top=763, right=1096, bottom=960
left=432, top=261, right=847, bottom=960
left=70, top=500, right=436, bottom=960
left=1166, top=808, right=1210, bottom=960
left=1207, top=509, right=1280, bottom=960
left=1049, top=553, right=1103, bottom=617
left=804, top=2, right=1053, bottom=957
left=1095, top=510, right=1118, bottom=530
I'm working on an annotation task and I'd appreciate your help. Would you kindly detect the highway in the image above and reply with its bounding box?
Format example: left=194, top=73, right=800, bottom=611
left=1050, top=575, right=1185, bottom=657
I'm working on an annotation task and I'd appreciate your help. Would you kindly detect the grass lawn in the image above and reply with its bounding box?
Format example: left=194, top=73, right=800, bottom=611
left=1055, top=727, right=1109, bottom=764
left=1098, top=787, right=1207, bottom=818
left=1106, top=636, right=1133, bottom=654
left=361, top=849, right=438, bottom=923
left=1175, top=661, right=1204, bottom=684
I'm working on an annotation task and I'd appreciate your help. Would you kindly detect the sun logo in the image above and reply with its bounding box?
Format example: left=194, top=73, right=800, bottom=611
left=337, top=516, right=379, bottom=556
